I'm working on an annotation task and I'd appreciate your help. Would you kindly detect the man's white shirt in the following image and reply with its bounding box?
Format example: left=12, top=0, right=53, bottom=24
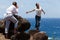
left=4, top=5, right=18, bottom=17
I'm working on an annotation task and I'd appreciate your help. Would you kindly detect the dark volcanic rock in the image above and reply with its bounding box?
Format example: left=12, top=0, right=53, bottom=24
left=8, top=15, right=31, bottom=38
left=11, top=32, right=30, bottom=40
left=14, top=15, right=31, bottom=32
left=0, top=20, right=5, bottom=34
left=0, top=15, right=31, bottom=39
left=28, top=30, right=39, bottom=36
left=32, top=32, right=48, bottom=40
left=29, top=30, right=48, bottom=40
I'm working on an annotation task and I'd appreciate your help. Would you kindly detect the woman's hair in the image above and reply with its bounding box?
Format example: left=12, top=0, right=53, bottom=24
left=36, top=3, right=39, bottom=6
left=12, top=2, right=17, bottom=6
left=36, top=3, right=39, bottom=9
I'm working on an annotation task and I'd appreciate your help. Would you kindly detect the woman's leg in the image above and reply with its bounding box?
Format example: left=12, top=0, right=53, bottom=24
left=35, top=15, right=38, bottom=28
left=35, top=15, right=41, bottom=31
left=37, top=16, right=41, bottom=31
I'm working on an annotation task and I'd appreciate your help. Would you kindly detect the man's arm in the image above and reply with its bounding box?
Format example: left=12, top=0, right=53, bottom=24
left=12, top=7, right=18, bottom=14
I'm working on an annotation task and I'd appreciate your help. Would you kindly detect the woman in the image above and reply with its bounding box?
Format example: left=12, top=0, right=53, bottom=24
left=26, top=3, right=45, bottom=31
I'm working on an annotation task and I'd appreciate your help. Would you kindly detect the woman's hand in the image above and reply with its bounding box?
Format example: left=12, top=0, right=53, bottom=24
left=26, top=12, right=29, bottom=14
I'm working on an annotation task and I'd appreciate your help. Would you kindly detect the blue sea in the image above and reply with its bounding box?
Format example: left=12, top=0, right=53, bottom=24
left=27, top=18, right=60, bottom=40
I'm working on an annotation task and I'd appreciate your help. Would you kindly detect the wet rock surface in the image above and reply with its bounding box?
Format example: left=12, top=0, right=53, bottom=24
left=11, top=30, right=48, bottom=40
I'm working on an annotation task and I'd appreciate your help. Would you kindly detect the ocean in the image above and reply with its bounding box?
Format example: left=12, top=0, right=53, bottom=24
left=27, top=18, right=60, bottom=40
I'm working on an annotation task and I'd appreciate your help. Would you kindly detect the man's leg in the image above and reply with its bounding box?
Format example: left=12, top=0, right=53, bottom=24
left=5, top=20, right=10, bottom=38
left=9, top=16, right=18, bottom=34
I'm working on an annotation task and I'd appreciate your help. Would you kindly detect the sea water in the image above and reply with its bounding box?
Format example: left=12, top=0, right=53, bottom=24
left=27, top=18, right=60, bottom=40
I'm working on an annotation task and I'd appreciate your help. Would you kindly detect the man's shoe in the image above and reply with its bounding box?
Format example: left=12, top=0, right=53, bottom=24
left=14, top=28, right=17, bottom=34
left=5, top=33, right=8, bottom=39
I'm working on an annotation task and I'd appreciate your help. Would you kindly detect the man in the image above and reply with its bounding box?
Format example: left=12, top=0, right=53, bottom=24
left=4, top=2, right=18, bottom=38
left=26, top=3, right=45, bottom=31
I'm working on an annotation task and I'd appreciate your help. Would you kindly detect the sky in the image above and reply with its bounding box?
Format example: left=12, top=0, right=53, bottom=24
left=0, top=0, right=60, bottom=18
